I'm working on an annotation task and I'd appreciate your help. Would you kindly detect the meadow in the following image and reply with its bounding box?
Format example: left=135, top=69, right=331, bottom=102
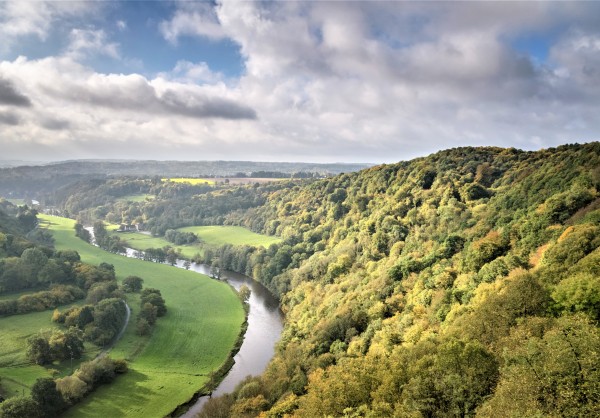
left=109, top=225, right=280, bottom=260
left=32, top=215, right=245, bottom=417
left=179, top=225, right=281, bottom=247
left=109, top=227, right=203, bottom=259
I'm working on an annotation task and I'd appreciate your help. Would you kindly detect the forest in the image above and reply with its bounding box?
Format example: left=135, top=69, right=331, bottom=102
left=1, top=142, right=599, bottom=417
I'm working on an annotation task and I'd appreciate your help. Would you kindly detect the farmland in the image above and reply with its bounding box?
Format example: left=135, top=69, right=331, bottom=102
left=161, top=177, right=216, bottom=185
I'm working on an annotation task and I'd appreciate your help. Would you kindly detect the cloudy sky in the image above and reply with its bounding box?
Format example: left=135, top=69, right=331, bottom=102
left=0, top=1, right=599, bottom=163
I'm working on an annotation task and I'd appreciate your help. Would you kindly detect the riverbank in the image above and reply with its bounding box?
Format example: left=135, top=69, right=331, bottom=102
left=169, top=294, right=249, bottom=417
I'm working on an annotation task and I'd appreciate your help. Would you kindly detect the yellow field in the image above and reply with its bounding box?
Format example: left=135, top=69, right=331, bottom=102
left=161, top=178, right=215, bottom=185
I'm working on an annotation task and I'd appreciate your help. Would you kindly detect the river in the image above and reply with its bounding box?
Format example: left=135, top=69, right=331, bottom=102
left=122, top=249, right=284, bottom=417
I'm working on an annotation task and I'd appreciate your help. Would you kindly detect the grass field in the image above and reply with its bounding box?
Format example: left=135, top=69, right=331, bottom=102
left=109, top=225, right=280, bottom=261
left=180, top=225, right=281, bottom=247
left=5, top=198, right=25, bottom=206
left=32, top=215, right=244, bottom=417
left=162, top=178, right=216, bottom=185
left=0, top=303, right=100, bottom=398
left=109, top=227, right=204, bottom=259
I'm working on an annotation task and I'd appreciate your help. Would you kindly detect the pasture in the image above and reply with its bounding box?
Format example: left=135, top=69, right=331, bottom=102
left=109, top=224, right=280, bottom=260
left=179, top=225, right=281, bottom=247
left=36, top=215, right=245, bottom=417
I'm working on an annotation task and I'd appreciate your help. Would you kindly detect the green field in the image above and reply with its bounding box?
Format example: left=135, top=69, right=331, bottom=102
left=0, top=304, right=100, bottom=399
left=109, top=227, right=204, bottom=259
left=27, top=215, right=245, bottom=417
left=5, top=199, right=26, bottom=206
left=162, top=177, right=216, bottom=185
left=110, top=225, right=280, bottom=261
left=180, top=225, right=281, bottom=247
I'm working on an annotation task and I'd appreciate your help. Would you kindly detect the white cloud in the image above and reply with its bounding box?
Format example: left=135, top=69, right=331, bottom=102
left=0, top=1, right=101, bottom=54
left=67, top=28, right=120, bottom=59
left=159, top=2, right=226, bottom=43
left=159, top=60, right=225, bottom=84
left=1, top=1, right=600, bottom=162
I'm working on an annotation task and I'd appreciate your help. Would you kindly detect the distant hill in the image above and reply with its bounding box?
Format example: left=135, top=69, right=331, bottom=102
left=0, top=159, right=372, bottom=199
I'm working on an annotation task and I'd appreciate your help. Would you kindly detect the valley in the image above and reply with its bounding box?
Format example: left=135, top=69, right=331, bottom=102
left=1, top=143, right=599, bottom=417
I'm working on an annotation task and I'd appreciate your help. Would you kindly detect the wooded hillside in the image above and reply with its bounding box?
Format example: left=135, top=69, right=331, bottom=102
left=200, top=143, right=600, bottom=417
left=42, top=143, right=600, bottom=417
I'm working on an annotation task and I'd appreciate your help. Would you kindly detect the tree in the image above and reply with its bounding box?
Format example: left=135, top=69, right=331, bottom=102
left=210, top=259, right=221, bottom=279
left=136, top=317, right=152, bottom=336
left=239, top=284, right=251, bottom=302
left=552, top=273, right=600, bottom=320
left=122, top=275, right=143, bottom=292
left=139, top=302, right=158, bottom=325
left=27, top=334, right=52, bottom=365
left=0, top=396, right=40, bottom=418
left=55, top=375, right=88, bottom=404
left=31, top=377, right=66, bottom=417
left=141, top=289, right=167, bottom=317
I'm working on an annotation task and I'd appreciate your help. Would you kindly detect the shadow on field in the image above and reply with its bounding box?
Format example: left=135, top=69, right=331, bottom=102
left=66, top=369, right=153, bottom=417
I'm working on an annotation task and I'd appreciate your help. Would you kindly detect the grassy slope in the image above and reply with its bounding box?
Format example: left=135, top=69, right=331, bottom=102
left=179, top=225, right=281, bottom=247
left=38, top=215, right=244, bottom=417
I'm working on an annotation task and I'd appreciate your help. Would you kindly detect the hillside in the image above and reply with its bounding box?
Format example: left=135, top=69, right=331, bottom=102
left=198, top=143, right=600, bottom=417
left=39, top=143, right=600, bottom=417
left=0, top=160, right=371, bottom=200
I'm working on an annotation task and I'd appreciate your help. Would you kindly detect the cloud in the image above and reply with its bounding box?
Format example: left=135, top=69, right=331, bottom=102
left=0, top=110, right=21, bottom=125
left=162, top=60, right=224, bottom=84
left=1, top=56, right=255, bottom=127
left=160, top=2, right=226, bottom=43
left=0, top=77, right=31, bottom=106
left=67, top=28, right=120, bottom=59
left=1, top=1, right=599, bottom=162
left=0, top=1, right=101, bottom=53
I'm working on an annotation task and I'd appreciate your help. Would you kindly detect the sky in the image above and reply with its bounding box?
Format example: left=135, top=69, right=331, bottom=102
left=0, top=1, right=599, bottom=164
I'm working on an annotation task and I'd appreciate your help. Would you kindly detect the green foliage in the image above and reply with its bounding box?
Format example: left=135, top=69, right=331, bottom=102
left=0, top=285, right=84, bottom=316
left=26, top=328, right=85, bottom=366
left=480, top=316, right=600, bottom=417
left=191, top=143, right=599, bottom=417
left=122, top=275, right=143, bottom=293
left=26, top=333, right=52, bottom=365
left=0, top=396, right=40, bottom=418
left=552, top=273, right=600, bottom=320
left=31, top=377, right=65, bottom=417
left=140, top=288, right=167, bottom=317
